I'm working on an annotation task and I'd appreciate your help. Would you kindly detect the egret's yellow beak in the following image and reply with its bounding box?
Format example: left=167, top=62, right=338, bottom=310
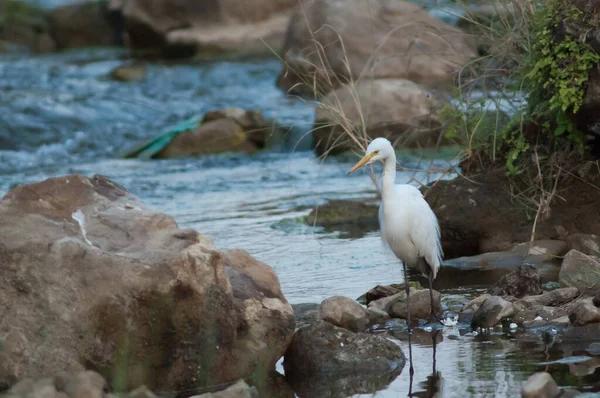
left=348, top=152, right=376, bottom=175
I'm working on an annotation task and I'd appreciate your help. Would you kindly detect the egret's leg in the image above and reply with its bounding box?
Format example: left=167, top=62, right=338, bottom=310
left=402, top=261, right=412, bottom=333
left=402, top=261, right=414, bottom=377
left=427, top=273, right=444, bottom=325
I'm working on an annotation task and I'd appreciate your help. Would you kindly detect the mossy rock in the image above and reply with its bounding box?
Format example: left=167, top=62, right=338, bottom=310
left=304, top=199, right=379, bottom=238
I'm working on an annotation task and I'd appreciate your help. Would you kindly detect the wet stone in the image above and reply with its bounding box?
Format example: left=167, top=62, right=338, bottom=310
left=387, top=289, right=442, bottom=320
left=471, top=296, right=516, bottom=329
left=569, top=298, right=600, bottom=326
left=458, top=294, right=492, bottom=323
left=513, top=306, right=568, bottom=325
left=521, top=372, right=560, bottom=398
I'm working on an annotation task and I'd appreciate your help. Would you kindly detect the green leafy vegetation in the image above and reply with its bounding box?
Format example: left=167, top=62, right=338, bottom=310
left=443, top=0, right=599, bottom=175
left=0, top=0, right=44, bottom=25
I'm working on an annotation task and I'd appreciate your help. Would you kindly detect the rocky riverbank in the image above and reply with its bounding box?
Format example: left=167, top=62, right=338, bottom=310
left=2, top=170, right=599, bottom=396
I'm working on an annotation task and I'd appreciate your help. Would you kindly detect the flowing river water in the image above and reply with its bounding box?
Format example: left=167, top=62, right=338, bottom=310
left=1, top=47, right=599, bottom=397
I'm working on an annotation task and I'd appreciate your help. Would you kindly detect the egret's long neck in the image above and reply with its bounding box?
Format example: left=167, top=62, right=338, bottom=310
left=381, top=153, right=397, bottom=203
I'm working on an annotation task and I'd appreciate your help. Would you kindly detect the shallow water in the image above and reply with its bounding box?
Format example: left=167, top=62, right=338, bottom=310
left=1, top=49, right=598, bottom=397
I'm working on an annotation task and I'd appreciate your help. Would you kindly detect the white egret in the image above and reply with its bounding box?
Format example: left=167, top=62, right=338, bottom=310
left=348, top=138, right=444, bottom=329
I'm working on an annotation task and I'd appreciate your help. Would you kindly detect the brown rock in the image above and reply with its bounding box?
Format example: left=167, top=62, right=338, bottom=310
left=320, top=296, right=369, bottom=332
left=123, top=0, right=297, bottom=57
left=515, top=287, right=580, bottom=308
left=489, top=264, right=542, bottom=298
left=304, top=199, right=379, bottom=238
left=521, top=372, right=560, bottom=398
left=1, top=371, right=117, bottom=398
left=313, top=79, right=444, bottom=155
left=154, top=109, right=271, bottom=158
left=422, top=168, right=600, bottom=259
left=569, top=298, right=600, bottom=326
left=283, top=321, right=405, bottom=397
left=0, top=175, right=294, bottom=392
left=559, top=250, right=600, bottom=292
left=277, top=0, right=476, bottom=95
left=364, top=284, right=405, bottom=304
left=458, top=294, right=493, bottom=323
left=367, top=288, right=414, bottom=313
left=387, top=289, right=442, bottom=320
left=49, top=2, right=115, bottom=49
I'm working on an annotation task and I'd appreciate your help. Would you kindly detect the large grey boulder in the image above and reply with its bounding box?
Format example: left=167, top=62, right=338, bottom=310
left=0, top=175, right=294, bottom=392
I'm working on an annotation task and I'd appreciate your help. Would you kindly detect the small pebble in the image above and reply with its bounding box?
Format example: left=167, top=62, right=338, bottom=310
left=510, top=323, right=517, bottom=329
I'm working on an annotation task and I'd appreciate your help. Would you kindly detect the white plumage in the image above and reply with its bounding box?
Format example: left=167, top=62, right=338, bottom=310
left=348, top=137, right=443, bottom=327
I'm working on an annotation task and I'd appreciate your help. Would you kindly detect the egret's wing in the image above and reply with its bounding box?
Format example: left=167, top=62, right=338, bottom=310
left=397, top=186, right=443, bottom=278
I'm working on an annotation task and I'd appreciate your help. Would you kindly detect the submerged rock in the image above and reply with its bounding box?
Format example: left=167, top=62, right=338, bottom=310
left=0, top=175, right=294, bottom=392
left=320, top=296, right=370, bottom=332
left=313, top=79, right=445, bottom=155
left=471, top=296, right=516, bottom=329
left=109, top=63, right=147, bottom=82
left=489, top=264, right=542, bottom=298
left=559, top=250, right=600, bottom=292
left=521, top=372, right=560, bottom=398
left=124, top=108, right=272, bottom=159
left=277, top=0, right=476, bottom=95
left=304, top=199, right=379, bottom=238
left=283, top=321, right=405, bottom=397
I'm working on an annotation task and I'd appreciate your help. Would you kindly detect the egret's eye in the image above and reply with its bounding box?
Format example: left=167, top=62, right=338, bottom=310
left=374, top=150, right=380, bottom=155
